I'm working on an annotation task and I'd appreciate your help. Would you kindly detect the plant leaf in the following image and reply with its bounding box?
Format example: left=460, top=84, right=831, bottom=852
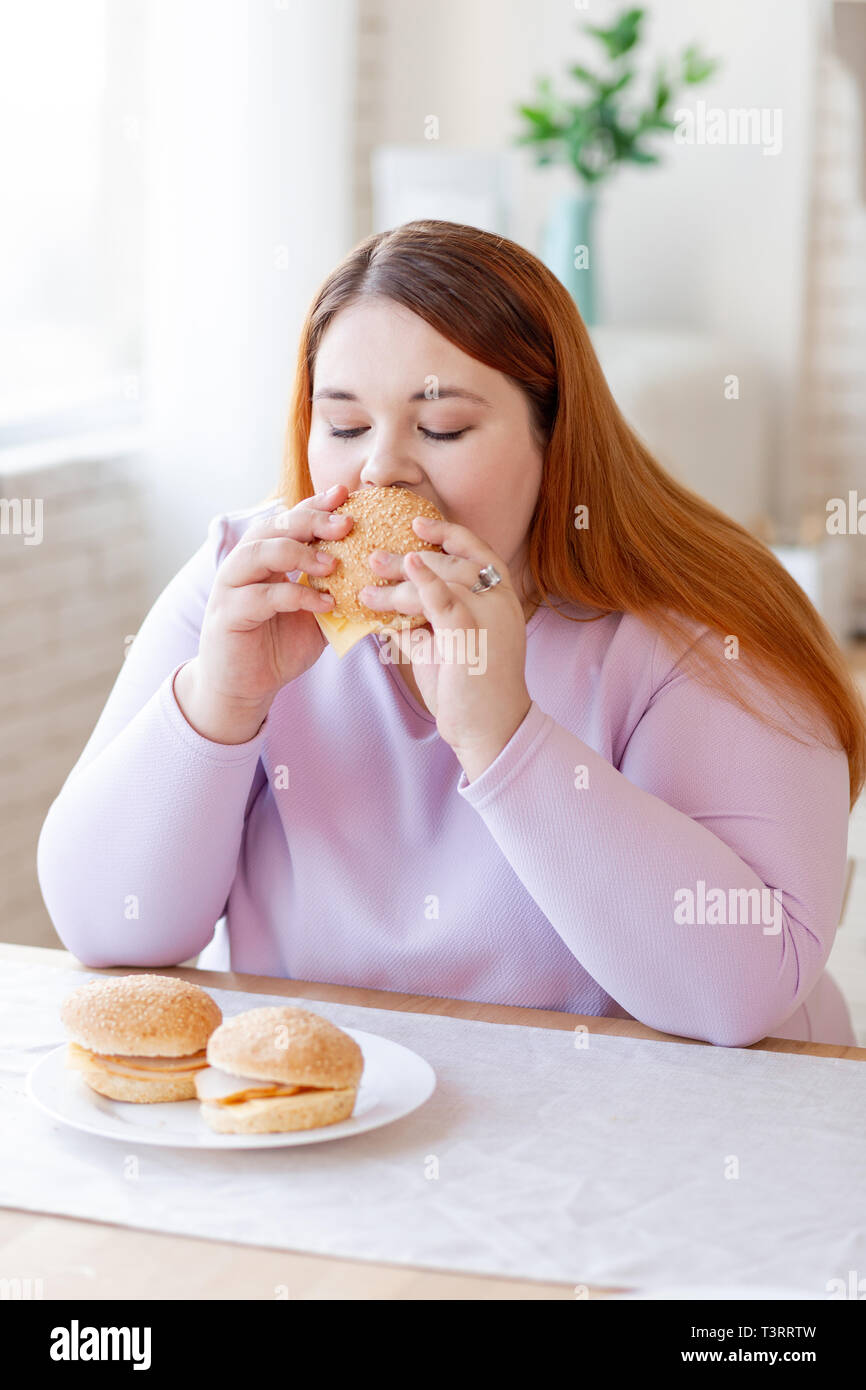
left=682, top=45, right=717, bottom=84
left=515, top=103, right=562, bottom=138
left=598, top=69, right=634, bottom=99
left=653, top=66, right=671, bottom=113
left=626, top=146, right=660, bottom=164
left=568, top=64, right=599, bottom=88
left=585, top=7, right=645, bottom=60
left=511, top=10, right=720, bottom=172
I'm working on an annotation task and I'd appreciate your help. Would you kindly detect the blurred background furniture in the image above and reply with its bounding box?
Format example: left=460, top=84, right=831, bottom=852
left=588, top=326, right=769, bottom=530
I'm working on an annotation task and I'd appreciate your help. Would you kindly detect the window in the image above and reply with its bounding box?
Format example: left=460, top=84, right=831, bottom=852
left=0, top=0, right=145, bottom=445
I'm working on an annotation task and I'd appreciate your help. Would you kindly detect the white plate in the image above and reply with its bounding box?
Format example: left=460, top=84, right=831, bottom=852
left=27, top=1029, right=436, bottom=1149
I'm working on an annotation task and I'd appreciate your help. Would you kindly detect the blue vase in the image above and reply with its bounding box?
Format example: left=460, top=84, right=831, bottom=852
left=541, top=190, right=597, bottom=325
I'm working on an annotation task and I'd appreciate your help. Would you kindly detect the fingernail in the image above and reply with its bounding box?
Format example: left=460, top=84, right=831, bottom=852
left=315, top=550, right=332, bottom=563
left=327, top=484, right=342, bottom=496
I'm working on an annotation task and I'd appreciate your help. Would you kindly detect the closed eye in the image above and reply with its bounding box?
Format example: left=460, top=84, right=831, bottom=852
left=420, top=427, right=469, bottom=442
left=328, top=426, right=470, bottom=442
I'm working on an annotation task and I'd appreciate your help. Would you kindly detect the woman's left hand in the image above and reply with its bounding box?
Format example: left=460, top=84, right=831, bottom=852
left=359, top=515, right=533, bottom=780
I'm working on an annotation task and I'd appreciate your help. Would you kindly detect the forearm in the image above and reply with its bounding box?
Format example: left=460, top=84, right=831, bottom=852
left=457, top=703, right=846, bottom=1046
left=37, top=663, right=267, bottom=967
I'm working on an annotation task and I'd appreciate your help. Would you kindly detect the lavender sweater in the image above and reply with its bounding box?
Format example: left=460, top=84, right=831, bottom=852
left=37, top=502, right=856, bottom=1048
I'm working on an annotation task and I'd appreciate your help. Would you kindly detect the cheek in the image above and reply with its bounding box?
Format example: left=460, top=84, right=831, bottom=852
left=441, top=492, right=514, bottom=555
left=440, top=451, right=539, bottom=551
left=306, top=433, right=345, bottom=494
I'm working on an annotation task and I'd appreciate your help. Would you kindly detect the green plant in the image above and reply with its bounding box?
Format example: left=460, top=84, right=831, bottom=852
left=514, top=6, right=718, bottom=185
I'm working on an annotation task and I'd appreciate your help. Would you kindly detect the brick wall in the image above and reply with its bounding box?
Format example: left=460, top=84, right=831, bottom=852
left=797, top=49, right=866, bottom=624
left=0, top=450, right=149, bottom=947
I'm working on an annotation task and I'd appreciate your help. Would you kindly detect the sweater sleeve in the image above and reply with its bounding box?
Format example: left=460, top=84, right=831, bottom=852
left=455, top=630, right=851, bottom=1047
left=36, top=513, right=270, bottom=969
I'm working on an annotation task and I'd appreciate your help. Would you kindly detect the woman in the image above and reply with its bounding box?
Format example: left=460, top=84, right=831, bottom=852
left=37, top=219, right=865, bottom=1047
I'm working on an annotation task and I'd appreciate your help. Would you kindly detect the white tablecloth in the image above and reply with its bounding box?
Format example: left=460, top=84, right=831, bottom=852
left=2, top=960, right=864, bottom=1293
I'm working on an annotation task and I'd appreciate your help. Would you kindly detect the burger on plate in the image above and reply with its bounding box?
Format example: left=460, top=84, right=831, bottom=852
left=61, top=974, right=222, bottom=1102
left=196, top=1005, right=364, bottom=1134
left=300, top=485, right=445, bottom=656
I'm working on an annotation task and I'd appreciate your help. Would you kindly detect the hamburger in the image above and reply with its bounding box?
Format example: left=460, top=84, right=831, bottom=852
left=61, top=974, right=222, bottom=1103
left=195, top=1005, right=364, bottom=1134
left=299, top=485, right=445, bottom=657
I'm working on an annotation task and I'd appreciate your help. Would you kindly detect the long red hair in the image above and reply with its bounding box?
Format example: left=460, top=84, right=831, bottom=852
left=271, top=219, right=866, bottom=807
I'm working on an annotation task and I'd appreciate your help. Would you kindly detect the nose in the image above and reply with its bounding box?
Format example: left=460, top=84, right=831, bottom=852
left=358, top=438, right=426, bottom=493
left=359, top=463, right=427, bottom=492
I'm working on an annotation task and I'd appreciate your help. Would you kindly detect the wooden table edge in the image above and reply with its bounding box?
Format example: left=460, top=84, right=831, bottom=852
left=5, top=942, right=864, bottom=1060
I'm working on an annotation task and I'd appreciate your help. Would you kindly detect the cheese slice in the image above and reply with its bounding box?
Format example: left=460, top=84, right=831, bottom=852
left=195, top=1065, right=307, bottom=1106
left=66, top=1042, right=209, bottom=1079
left=295, top=571, right=381, bottom=658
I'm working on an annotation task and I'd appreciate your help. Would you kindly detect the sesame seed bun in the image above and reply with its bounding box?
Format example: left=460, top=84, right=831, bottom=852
left=60, top=974, right=222, bottom=1058
left=206, top=1006, right=364, bottom=1090
left=306, top=485, right=444, bottom=627
left=200, top=1086, right=358, bottom=1134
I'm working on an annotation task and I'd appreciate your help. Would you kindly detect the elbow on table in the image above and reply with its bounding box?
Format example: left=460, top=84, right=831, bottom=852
left=693, top=945, right=835, bottom=1048
left=42, top=901, right=216, bottom=972
left=693, top=994, right=817, bottom=1048
left=637, top=930, right=829, bottom=1048
left=635, top=1003, right=793, bottom=1051
left=38, top=879, right=209, bottom=972
left=42, top=890, right=216, bottom=969
left=50, top=926, right=207, bottom=973
left=700, top=1019, right=778, bottom=1049
left=61, top=942, right=127, bottom=971
left=36, top=811, right=212, bottom=970
left=39, top=904, right=161, bottom=969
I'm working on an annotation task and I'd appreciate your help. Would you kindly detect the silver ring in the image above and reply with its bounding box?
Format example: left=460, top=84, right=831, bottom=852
left=471, top=564, right=502, bottom=594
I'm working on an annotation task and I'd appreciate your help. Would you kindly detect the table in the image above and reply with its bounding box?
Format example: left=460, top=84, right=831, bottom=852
left=3, top=943, right=863, bottom=1300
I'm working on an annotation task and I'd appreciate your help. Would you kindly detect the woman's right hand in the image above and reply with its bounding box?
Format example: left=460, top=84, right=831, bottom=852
left=174, top=484, right=353, bottom=743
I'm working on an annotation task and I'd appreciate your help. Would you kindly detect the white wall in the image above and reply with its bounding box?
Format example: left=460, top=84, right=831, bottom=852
left=375, top=0, right=822, bottom=505
left=142, top=0, right=358, bottom=590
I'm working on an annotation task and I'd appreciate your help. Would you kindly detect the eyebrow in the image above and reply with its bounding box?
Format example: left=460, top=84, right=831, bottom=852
left=311, top=386, right=491, bottom=406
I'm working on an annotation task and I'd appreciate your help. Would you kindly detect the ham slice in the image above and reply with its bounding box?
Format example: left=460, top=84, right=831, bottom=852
left=67, top=1042, right=209, bottom=1078
left=100, top=1049, right=209, bottom=1071
left=66, top=1046, right=323, bottom=1104
left=195, top=1065, right=306, bottom=1104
